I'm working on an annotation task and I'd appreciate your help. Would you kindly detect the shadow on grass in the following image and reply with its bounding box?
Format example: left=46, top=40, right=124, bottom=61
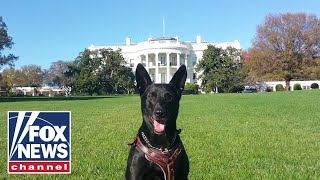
left=0, top=96, right=119, bottom=102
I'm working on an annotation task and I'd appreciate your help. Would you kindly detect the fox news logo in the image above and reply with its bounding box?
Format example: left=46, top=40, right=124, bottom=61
left=8, top=111, right=71, bottom=174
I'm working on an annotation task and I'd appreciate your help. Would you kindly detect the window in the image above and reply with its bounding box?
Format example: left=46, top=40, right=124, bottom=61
left=161, top=73, right=166, bottom=83
left=193, top=73, right=197, bottom=83
left=192, top=57, right=197, bottom=66
left=141, top=58, right=146, bottom=67
left=160, top=57, right=166, bottom=66
left=130, top=59, right=134, bottom=67
left=171, top=57, right=177, bottom=66
left=181, top=57, right=185, bottom=65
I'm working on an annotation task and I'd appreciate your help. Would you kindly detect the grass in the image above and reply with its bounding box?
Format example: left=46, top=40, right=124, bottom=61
left=1, top=90, right=320, bottom=179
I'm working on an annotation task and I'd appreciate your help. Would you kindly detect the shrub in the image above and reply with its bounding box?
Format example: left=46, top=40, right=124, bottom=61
left=185, top=83, right=199, bottom=92
left=311, top=83, right=319, bottom=89
left=265, top=86, right=273, bottom=92
left=293, top=83, right=302, bottom=90
left=275, top=84, right=285, bottom=91
left=74, top=92, right=91, bottom=96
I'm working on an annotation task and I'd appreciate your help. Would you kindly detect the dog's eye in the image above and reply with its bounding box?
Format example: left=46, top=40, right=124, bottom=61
left=164, top=93, right=173, bottom=102
left=147, top=93, right=156, bottom=102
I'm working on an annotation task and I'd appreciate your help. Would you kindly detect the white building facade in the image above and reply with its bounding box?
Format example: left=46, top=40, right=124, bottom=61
left=88, top=35, right=240, bottom=84
left=264, top=80, right=320, bottom=91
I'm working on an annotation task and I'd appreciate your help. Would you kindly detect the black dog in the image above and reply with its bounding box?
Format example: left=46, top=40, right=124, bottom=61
left=125, top=64, right=189, bottom=180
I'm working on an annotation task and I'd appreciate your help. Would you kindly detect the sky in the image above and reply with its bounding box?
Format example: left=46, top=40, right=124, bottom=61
left=1, top=0, right=320, bottom=69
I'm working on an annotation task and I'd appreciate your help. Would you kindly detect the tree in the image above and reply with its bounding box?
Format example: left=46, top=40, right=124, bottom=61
left=0, top=67, right=26, bottom=88
left=196, top=45, right=244, bottom=93
left=113, top=66, right=135, bottom=94
left=71, top=49, right=99, bottom=95
left=71, top=48, right=135, bottom=95
left=0, top=16, right=18, bottom=70
left=94, top=48, right=135, bottom=94
left=241, top=49, right=262, bottom=84
left=0, top=68, right=16, bottom=95
left=0, top=67, right=15, bottom=85
left=20, top=64, right=43, bottom=87
left=249, top=13, right=320, bottom=90
left=0, top=67, right=30, bottom=96
left=310, top=58, right=320, bottom=79
left=43, top=60, right=73, bottom=87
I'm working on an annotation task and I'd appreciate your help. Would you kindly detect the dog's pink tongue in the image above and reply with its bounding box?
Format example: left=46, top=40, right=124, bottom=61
left=153, top=119, right=165, bottom=133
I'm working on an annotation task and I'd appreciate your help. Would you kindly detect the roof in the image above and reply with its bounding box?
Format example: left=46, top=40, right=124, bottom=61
left=149, top=37, right=177, bottom=41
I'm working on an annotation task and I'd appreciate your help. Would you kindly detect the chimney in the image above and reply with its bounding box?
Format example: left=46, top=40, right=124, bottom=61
left=126, top=37, right=131, bottom=46
left=196, top=35, right=201, bottom=44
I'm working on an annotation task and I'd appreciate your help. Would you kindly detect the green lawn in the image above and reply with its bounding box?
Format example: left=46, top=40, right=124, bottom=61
left=1, top=91, right=320, bottom=179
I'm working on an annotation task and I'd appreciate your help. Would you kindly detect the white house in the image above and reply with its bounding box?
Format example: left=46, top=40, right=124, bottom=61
left=88, top=35, right=240, bottom=85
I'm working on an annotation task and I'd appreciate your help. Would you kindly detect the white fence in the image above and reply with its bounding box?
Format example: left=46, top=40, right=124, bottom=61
left=12, top=86, right=71, bottom=97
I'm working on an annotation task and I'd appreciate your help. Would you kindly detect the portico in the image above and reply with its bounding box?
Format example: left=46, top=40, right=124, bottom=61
left=139, top=52, right=189, bottom=83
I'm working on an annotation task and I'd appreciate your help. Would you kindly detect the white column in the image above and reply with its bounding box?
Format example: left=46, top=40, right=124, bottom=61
left=156, top=53, right=159, bottom=83
left=185, top=54, right=189, bottom=83
left=166, top=53, right=170, bottom=83
left=185, top=54, right=188, bottom=66
left=177, top=53, right=180, bottom=69
left=146, top=54, right=149, bottom=73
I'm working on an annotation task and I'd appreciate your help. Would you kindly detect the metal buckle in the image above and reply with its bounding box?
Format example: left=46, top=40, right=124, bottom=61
left=161, top=147, right=169, bottom=153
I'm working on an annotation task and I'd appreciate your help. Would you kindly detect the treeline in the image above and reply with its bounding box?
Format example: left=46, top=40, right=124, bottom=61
left=1, top=16, right=135, bottom=96
left=0, top=48, right=135, bottom=96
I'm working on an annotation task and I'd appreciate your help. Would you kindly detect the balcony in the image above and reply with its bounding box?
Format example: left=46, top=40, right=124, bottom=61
left=147, top=60, right=182, bottom=68
left=158, top=62, right=167, bottom=67
left=170, top=62, right=177, bottom=66
left=137, top=40, right=190, bottom=51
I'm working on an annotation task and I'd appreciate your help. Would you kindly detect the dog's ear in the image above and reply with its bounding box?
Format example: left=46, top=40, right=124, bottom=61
left=136, top=63, right=152, bottom=95
left=170, top=65, right=187, bottom=93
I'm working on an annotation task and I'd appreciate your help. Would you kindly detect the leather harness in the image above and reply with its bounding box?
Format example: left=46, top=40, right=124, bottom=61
left=131, top=134, right=182, bottom=180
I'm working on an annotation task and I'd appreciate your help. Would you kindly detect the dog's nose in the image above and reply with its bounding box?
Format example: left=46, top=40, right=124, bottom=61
left=155, top=110, right=166, bottom=118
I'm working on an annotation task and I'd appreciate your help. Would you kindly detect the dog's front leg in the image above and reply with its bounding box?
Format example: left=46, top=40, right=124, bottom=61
left=125, top=146, right=147, bottom=180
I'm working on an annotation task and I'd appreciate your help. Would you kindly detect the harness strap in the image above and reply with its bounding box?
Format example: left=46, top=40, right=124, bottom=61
left=134, top=136, right=182, bottom=180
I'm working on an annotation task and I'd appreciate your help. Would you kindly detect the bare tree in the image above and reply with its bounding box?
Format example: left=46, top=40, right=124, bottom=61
left=20, top=64, right=43, bottom=87
left=43, top=60, right=72, bottom=87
